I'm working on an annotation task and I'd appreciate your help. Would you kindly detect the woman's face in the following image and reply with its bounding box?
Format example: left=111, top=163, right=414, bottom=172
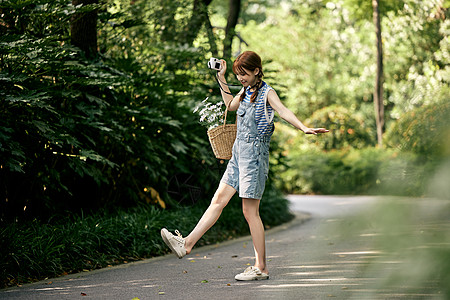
left=236, top=67, right=259, bottom=88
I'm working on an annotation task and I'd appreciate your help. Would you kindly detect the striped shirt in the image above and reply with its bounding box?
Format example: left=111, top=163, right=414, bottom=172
left=242, top=82, right=274, bottom=136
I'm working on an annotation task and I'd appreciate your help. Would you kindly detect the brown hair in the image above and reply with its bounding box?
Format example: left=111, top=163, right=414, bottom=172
left=232, top=51, right=264, bottom=102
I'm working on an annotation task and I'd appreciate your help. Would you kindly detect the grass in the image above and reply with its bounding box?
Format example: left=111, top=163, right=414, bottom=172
left=0, top=185, right=293, bottom=288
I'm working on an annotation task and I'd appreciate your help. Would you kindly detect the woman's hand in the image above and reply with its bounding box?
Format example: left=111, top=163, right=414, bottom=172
left=218, top=59, right=227, bottom=78
left=303, top=128, right=329, bottom=135
left=267, top=90, right=329, bottom=135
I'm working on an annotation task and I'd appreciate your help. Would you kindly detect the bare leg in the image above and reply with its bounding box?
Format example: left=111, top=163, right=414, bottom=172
left=184, top=182, right=236, bottom=254
left=242, top=198, right=268, bottom=274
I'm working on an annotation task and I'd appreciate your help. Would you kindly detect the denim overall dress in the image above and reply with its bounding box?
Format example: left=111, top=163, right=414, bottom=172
left=221, top=83, right=274, bottom=200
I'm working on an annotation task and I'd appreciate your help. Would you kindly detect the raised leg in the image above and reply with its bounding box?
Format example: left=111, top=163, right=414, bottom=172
left=184, top=182, right=236, bottom=254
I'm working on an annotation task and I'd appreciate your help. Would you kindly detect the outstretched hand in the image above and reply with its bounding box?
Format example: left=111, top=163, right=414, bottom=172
left=303, top=128, right=329, bottom=135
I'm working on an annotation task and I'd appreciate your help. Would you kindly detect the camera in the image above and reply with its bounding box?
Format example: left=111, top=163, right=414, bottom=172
left=207, top=57, right=221, bottom=71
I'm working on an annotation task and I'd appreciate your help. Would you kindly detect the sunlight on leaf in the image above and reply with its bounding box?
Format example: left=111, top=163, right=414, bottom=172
left=147, top=187, right=166, bottom=209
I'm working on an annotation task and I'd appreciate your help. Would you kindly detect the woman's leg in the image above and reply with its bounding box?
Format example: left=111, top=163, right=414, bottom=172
left=242, top=198, right=268, bottom=274
left=184, top=182, right=236, bottom=254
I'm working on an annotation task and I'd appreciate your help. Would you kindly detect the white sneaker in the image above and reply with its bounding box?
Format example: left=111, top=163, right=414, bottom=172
left=235, top=266, right=269, bottom=281
left=160, top=228, right=187, bottom=259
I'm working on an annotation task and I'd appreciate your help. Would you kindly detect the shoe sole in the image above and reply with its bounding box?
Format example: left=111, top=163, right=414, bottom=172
left=160, top=228, right=183, bottom=259
left=235, top=275, right=269, bottom=281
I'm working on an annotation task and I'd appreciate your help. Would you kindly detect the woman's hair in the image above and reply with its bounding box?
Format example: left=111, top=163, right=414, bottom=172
left=232, top=51, right=264, bottom=102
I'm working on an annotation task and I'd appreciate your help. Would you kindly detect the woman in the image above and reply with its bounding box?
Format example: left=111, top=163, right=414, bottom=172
left=161, top=51, right=328, bottom=281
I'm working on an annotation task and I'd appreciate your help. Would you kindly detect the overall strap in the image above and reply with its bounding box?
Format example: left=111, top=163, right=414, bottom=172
left=259, top=83, right=274, bottom=124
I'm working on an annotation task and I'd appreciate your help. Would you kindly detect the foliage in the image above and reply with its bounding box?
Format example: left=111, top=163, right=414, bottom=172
left=385, top=100, right=450, bottom=160
left=236, top=1, right=376, bottom=123
left=230, top=0, right=448, bottom=149
left=231, top=0, right=381, bottom=152
left=0, top=0, right=226, bottom=220
left=278, top=147, right=386, bottom=195
left=337, top=0, right=404, bottom=21
left=382, top=0, right=449, bottom=118
left=306, top=105, right=376, bottom=150
left=278, top=146, right=441, bottom=196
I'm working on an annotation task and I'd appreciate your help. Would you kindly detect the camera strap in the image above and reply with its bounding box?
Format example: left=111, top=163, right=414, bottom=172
left=213, top=71, right=242, bottom=96
left=213, top=73, right=233, bottom=95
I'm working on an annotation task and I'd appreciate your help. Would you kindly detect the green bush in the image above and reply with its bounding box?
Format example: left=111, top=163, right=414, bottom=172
left=376, top=152, right=440, bottom=196
left=385, top=100, right=450, bottom=159
left=279, top=146, right=440, bottom=196
left=306, top=105, right=376, bottom=150
left=279, top=147, right=387, bottom=195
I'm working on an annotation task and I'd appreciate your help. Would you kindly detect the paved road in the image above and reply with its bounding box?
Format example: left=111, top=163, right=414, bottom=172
left=1, top=195, right=443, bottom=299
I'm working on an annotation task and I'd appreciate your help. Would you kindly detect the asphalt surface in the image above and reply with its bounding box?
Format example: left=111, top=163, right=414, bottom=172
left=0, top=195, right=444, bottom=300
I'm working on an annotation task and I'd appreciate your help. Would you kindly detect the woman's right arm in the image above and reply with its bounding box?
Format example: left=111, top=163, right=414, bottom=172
left=218, top=60, right=241, bottom=111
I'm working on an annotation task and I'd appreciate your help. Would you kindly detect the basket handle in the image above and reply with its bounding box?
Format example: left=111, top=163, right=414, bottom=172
left=221, top=99, right=234, bottom=130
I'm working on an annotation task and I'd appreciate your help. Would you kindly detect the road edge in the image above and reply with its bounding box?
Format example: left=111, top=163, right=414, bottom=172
left=1, top=211, right=311, bottom=291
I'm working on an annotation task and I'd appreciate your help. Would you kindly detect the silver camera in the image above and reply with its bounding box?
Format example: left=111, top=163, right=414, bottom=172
left=207, top=57, right=221, bottom=71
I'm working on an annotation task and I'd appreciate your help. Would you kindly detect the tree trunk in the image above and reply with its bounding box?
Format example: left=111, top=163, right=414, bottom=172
left=204, top=9, right=218, bottom=57
left=70, top=0, right=98, bottom=58
left=223, top=0, right=241, bottom=61
left=372, top=0, right=384, bottom=147
left=182, top=0, right=213, bottom=45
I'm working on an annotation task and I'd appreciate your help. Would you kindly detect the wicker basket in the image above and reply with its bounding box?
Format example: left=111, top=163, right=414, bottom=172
left=207, top=105, right=236, bottom=160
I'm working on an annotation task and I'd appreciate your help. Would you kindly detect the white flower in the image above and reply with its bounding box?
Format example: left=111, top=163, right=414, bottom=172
left=193, top=97, right=227, bottom=129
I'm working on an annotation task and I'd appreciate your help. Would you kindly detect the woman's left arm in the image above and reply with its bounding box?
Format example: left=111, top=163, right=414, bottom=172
left=267, top=90, right=329, bottom=135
